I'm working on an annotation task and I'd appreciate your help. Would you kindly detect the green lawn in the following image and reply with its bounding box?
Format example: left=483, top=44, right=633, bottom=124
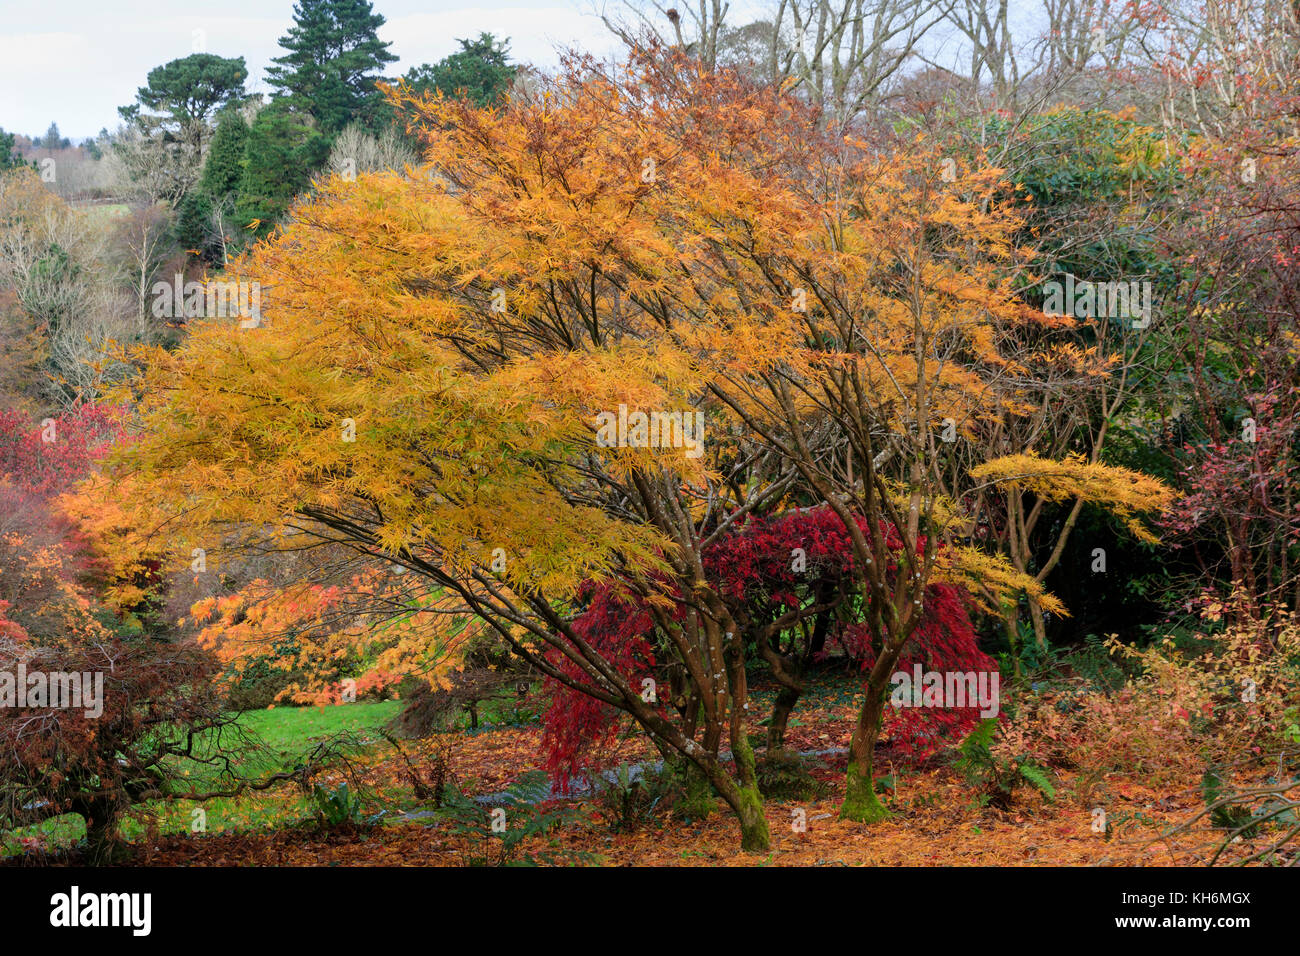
left=74, top=202, right=129, bottom=219
left=230, top=700, right=402, bottom=763
left=3, top=700, right=404, bottom=856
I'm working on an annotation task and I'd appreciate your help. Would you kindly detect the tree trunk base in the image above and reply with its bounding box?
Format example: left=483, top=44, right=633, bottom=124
left=839, top=765, right=891, bottom=823
left=737, top=785, right=771, bottom=852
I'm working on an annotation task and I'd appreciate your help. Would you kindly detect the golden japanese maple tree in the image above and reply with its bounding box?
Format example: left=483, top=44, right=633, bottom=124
left=113, top=49, right=1173, bottom=845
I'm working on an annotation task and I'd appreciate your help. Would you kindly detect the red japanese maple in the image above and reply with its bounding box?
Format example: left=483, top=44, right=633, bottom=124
left=541, top=507, right=995, bottom=784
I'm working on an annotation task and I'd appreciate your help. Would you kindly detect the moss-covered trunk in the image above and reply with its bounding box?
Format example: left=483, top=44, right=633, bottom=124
left=1003, top=605, right=1022, bottom=677
left=735, top=785, right=769, bottom=851
left=714, top=751, right=770, bottom=851
left=840, top=674, right=891, bottom=823
left=729, top=637, right=771, bottom=851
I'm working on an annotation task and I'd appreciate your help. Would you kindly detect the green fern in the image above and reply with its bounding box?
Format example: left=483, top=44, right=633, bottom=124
left=310, top=781, right=368, bottom=827
left=1201, top=768, right=1258, bottom=837
left=956, top=720, right=1054, bottom=808
left=1016, top=761, right=1056, bottom=802
left=440, top=772, right=595, bottom=865
left=958, top=718, right=998, bottom=761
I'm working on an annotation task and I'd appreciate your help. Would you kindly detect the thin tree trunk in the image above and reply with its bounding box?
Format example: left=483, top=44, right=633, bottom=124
left=767, top=684, right=801, bottom=753
left=725, top=639, right=770, bottom=851
left=1004, top=604, right=1022, bottom=677
left=841, top=674, right=890, bottom=822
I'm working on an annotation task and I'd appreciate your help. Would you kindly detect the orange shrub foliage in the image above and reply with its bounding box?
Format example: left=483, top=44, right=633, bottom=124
left=190, top=569, right=473, bottom=705
left=1000, top=595, right=1300, bottom=789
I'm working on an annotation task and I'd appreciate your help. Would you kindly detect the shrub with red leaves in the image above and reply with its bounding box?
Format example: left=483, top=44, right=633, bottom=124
left=0, top=403, right=124, bottom=498
left=541, top=506, right=996, bottom=784
left=837, top=582, right=997, bottom=760
left=0, top=402, right=241, bottom=861
left=0, top=629, right=226, bottom=862
left=540, top=579, right=660, bottom=789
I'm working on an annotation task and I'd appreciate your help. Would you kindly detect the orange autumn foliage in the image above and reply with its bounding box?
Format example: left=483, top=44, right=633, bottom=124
left=110, top=49, right=1175, bottom=845
left=188, top=570, right=473, bottom=705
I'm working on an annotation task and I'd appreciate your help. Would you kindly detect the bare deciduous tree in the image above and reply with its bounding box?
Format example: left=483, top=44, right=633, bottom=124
left=326, top=123, right=420, bottom=179
left=0, top=169, right=148, bottom=404
left=105, top=120, right=203, bottom=209
left=109, top=203, right=177, bottom=325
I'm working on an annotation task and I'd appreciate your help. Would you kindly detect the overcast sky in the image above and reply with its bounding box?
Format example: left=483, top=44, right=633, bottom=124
left=1, top=0, right=1045, bottom=143
left=0, top=0, right=628, bottom=141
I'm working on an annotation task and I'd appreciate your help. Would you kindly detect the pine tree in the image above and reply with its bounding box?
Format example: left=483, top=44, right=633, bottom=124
left=200, top=109, right=249, bottom=198
left=403, top=33, right=517, bottom=107
left=235, top=101, right=329, bottom=237
left=41, top=122, right=67, bottom=150
left=265, top=0, right=397, bottom=136
left=174, top=189, right=214, bottom=260
left=129, top=53, right=248, bottom=151
left=0, top=128, right=23, bottom=170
